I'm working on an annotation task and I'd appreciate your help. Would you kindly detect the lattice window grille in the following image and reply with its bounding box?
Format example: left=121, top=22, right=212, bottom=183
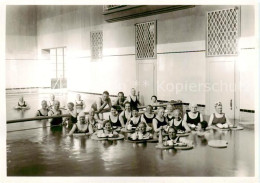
left=91, top=31, right=103, bottom=59
left=135, top=21, right=157, bottom=60
left=207, top=8, right=239, bottom=56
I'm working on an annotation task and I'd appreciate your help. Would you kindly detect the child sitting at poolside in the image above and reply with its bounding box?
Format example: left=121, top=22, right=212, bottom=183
left=129, top=122, right=153, bottom=140
left=36, top=100, right=48, bottom=116
left=63, top=102, right=77, bottom=128
left=97, top=120, right=119, bottom=138
left=68, top=112, right=93, bottom=136
left=15, top=96, right=30, bottom=109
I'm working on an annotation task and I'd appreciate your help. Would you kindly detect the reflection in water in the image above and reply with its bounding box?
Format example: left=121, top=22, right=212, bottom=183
left=132, top=142, right=147, bottom=149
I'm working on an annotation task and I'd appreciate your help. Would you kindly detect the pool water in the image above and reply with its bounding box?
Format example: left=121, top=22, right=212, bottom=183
left=6, top=93, right=255, bottom=176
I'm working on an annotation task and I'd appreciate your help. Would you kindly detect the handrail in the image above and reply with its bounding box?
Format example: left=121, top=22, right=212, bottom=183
left=138, top=102, right=182, bottom=109
left=6, top=108, right=112, bottom=124
left=6, top=103, right=182, bottom=124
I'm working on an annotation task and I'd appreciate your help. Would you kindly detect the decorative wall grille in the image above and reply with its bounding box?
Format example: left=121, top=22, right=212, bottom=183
left=91, top=31, right=103, bottom=59
left=135, top=21, right=157, bottom=59
left=207, top=8, right=239, bottom=56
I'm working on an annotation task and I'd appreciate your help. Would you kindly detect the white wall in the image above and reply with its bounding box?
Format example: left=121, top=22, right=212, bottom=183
left=5, top=5, right=256, bottom=111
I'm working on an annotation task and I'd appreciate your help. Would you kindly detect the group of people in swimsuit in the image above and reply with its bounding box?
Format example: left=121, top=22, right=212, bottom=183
left=27, top=88, right=234, bottom=146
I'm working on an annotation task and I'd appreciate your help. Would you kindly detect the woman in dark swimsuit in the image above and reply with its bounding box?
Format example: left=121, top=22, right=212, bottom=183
left=68, top=112, right=93, bottom=135
left=36, top=100, right=48, bottom=116
left=182, top=103, right=202, bottom=130
left=141, top=105, right=155, bottom=126
left=165, top=103, right=175, bottom=122
left=108, top=105, right=123, bottom=128
left=15, top=96, right=30, bottom=109
left=128, top=108, right=142, bottom=128
left=169, top=109, right=190, bottom=132
left=152, top=107, right=168, bottom=133
left=208, top=102, right=232, bottom=129
left=48, top=100, right=63, bottom=126
left=119, top=102, right=132, bottom=127
left=127, top=88, right=141, bottom=110
left=75, top=94, right=85, bottom=114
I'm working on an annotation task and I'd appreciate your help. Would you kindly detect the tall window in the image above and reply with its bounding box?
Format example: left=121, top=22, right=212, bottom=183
left=50, top=47, right=66, bottom=78
left=42, top=47, right=66, bottom=88
left=135, top=21, right=157, bottom=60
left=91, top=31, right=103, bottom=60
left=207, top=8, right=239, bottom=56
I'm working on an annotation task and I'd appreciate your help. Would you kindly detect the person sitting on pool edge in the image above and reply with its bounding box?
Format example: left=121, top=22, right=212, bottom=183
left=112, top=91, right=127, bottom=111
left=182, top=103, right=208, bottom=131
left=15, top=96, right=30, bottom=109
left=36, top=100, right=48, bottom=116
left=208, top=102, right=233, bottom=129
left=75, top=94, right=85, bottom=114
left=119, top=101, right=132, bottom=127
left=150, top=95, right=159, bottom=110
left=169, top=109, right=191, bottom=133
left=48, top=100, right=63, bottom=126
left=97, top=120, right=119, bottom=138
left=63, top=102, right=77, bottom=128
left=48, top=94, right=55, bottom=110
left=129, top=122, right=153, bottom=140
left=91, top=91, right=112, bottom=120
left=68, top=112, right=93, bottom=136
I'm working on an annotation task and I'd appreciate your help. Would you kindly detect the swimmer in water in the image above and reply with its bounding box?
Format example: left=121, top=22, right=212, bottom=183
left=169, top=109, right=191, bottom=133
left=163, top=127, right=192, bottom=146
left=48, top=100, right=63, bottom=126
left=183, top=103, right=206, bottom=131
left=15, top=96, right=30, bottom=109
left=208, top=102, right=233, bottom=129
left=127, top=108, right=152, bottom=131
left=36, top=100, right=48, bottom=116
left=63, top=102, right=77, bottom=128
left=152, top=107, right=168, bottom=133
left=129, top=122, right=153, bottom=140
left=68, top=112, right=93, bottom=136
left=97, top=120, right=118, bottom=138
left=119, top=101, right=132, bottom=127
left=86, top=108, right=103, bottom=132
left=107, top=105, right=124, bottom=130
left=141, top=105, right=156, bottom=127
left=165, top=103, right=175, bottom=123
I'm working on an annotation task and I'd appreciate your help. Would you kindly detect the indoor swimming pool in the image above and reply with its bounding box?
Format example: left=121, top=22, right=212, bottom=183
left=6, top=92, right=255, bottom=176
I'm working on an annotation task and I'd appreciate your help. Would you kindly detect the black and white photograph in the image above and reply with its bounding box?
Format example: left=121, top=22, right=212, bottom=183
left=0, top=0, right=259, bottom=182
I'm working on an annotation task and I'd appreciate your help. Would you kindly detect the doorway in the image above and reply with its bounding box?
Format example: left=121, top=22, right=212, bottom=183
left=207, top=56, right=239, bottom=122
left=137, top=60, right=156, bottom=106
